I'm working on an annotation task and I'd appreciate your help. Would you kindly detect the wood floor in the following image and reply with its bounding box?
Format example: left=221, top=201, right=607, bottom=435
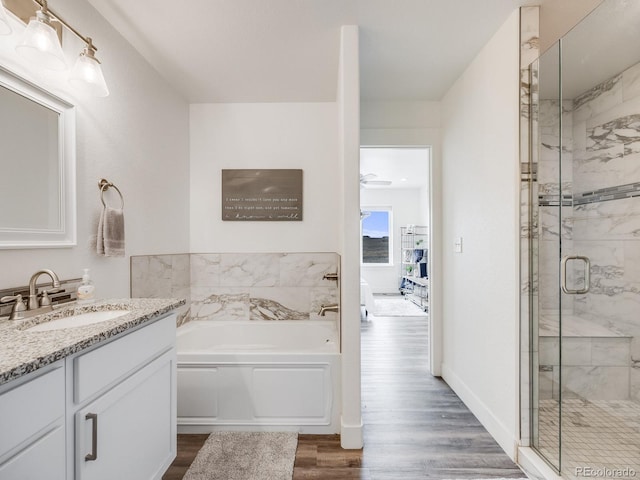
left=163, top=311, right=525, bottom=480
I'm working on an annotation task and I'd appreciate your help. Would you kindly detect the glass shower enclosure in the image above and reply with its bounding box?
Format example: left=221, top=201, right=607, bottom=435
left=528, top=0, right=640, bottom=477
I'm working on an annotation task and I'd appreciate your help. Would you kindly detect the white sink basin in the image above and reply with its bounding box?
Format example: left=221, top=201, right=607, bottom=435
left=25, top=310, right=130, bottom=332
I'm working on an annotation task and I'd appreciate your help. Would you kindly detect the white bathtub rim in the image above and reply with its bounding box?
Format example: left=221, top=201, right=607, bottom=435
left=176, top=319, right=340, bottom=354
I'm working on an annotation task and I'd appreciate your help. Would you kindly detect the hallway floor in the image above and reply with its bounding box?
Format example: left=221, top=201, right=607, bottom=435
left=164, top=314, right=525, bottom=479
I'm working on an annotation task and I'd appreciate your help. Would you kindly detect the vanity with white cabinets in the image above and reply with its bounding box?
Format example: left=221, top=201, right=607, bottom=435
left=0, top=298, right=184, bottom=480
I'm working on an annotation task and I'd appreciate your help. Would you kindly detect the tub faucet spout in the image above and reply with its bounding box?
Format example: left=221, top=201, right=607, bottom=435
left=318, top=304, right=339, bottom=316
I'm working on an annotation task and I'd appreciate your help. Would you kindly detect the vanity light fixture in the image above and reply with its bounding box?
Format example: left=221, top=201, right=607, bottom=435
left=0, top=0, right=13, bottom=35
left=69, top=37, right=109, bottom=97
left=8, top=0, right=109, bottom=96
left=15, top=0, right=66, bottom=70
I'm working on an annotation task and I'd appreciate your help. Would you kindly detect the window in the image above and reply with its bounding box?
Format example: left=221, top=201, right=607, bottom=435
left=361, top=207, right=392, bottom=265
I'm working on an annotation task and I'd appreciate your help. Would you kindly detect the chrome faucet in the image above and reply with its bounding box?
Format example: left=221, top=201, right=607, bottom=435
left=318, top=304, right=339, bottom=316
left=322, top=272, right=339, bottom=282
left=27, top=269, right=62, bottom=311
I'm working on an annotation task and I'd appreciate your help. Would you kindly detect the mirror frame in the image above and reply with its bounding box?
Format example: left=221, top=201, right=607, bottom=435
left=0, top=66, right=76, bottom=249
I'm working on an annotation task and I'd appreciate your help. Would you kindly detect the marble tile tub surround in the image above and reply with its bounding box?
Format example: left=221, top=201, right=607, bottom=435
left=131, top=252, right=340, bottom=325
left=131, top=254, right=191, bottom=327
left=0, top=298, right=185, bottom=386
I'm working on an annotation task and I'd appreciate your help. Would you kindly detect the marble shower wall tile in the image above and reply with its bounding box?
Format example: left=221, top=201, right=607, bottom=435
left=573, top=197, right=640, bottom=241
left=632, top=367, right=640, bottom=402
left=572, top=73, right=623, bottom=125
left=520, top=6, right=539, bottom=70
left=561, top=366, right=629, bottom=400
left=574, top=88, right=640, bottom=191
left=539, top=206, right=573, bottom=241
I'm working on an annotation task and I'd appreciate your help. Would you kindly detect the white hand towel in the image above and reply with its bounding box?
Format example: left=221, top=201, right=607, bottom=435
left=97, top=206, right=125, bottom=257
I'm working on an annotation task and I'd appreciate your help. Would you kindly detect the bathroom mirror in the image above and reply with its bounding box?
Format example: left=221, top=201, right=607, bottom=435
left=0, top=66, right=76, bottom=248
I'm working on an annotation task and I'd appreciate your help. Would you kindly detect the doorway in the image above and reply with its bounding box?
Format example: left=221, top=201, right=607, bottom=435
left=359, top=146, right=431, bottom=315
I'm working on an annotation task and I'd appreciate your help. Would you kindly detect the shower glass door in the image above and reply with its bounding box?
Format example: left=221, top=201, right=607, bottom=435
left=531, top=40, right=563, bottom=471
left=532, top=0, right=640, bottom=477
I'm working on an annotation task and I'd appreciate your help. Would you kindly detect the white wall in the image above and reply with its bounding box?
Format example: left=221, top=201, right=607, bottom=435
left=338, top=25, right=363, bottom=449
left=440, top=9, right=520, bottom=459
left=0, top=0, right=190, bottom=296
left=361, top=188, right=422, bottom=294
left=189, top=103, right=339, bottom=253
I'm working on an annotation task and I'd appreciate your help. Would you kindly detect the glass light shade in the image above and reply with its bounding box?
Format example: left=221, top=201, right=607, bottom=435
left=69, top=53, right=109, bottom=97
left=16, top=16, right=66, bottom=71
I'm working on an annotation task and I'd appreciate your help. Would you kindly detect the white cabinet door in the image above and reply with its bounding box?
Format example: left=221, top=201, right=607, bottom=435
left=75, top=350, right=176, bottom=480
left=0, top=425, right=65, bottom=480
left=0, top=362, right=65, bottom=480
left=0, top=363, right=64, bottom=458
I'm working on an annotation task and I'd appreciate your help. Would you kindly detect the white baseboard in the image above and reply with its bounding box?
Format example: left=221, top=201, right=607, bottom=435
left=340, top=417, right=363, bottom=449
left=441, top=363, right=518, bottom=460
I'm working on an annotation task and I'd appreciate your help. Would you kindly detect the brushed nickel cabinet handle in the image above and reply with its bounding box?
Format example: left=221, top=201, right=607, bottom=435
left=85, top=413, right=98, bottom=461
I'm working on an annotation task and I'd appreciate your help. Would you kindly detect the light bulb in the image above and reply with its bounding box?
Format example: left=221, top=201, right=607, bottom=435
left=69, top=39, right=109, bottom=97
left=15, top=9, right=66, bottom=71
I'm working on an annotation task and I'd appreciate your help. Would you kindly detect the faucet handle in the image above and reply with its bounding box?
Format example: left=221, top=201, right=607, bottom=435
left=0, top=294, right=27, bottom=319
left=1, top=294, right=25, bottom=306
left=39, top=287, right=62, bottom=307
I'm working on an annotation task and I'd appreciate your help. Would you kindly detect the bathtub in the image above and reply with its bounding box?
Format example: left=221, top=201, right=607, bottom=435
left=176, top=320, right=341, bottom=434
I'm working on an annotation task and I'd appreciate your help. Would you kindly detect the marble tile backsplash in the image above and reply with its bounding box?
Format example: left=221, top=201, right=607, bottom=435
left=131, top=252, right=340, bottom=326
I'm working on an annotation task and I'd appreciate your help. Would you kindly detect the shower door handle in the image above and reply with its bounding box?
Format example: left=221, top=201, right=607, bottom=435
left=560, top=255, right=590, bottom=294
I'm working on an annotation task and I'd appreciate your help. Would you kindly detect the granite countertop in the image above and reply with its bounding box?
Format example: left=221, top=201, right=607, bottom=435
left=0, top=298, right=185, bottom=386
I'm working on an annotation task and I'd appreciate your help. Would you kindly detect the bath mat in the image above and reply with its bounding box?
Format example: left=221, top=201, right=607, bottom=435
left=373, top=297, right=428, bottom=317
left=183, top=431, right=298, bottom=480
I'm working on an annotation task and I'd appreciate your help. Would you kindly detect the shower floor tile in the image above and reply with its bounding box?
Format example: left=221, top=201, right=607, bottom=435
left=537, top=399, right=640, bottom=479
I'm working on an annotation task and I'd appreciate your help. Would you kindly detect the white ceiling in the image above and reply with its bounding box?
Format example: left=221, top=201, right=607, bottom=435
left=88, top=0, right=537, bottom=103
left=360, top=147, right=429, bottom=190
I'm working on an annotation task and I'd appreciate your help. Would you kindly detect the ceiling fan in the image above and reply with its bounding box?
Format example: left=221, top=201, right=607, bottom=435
left=360, top=173, right=392, bottom=187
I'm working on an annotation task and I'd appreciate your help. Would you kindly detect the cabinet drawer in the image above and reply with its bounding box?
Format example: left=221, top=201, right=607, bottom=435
left=0, top=364, right=64, bottom=457
left=74, top=314, right=175, bottom=404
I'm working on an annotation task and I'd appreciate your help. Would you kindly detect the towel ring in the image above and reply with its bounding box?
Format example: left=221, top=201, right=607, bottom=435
left=98, top=179, right=124, bottom=209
